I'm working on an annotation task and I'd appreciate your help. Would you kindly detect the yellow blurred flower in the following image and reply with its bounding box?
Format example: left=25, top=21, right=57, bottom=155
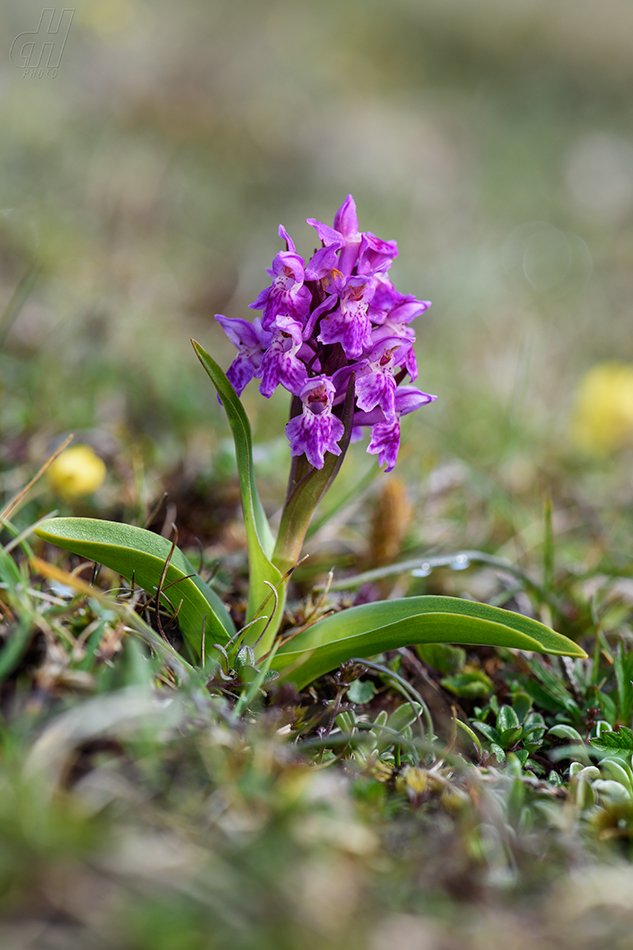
left=570, top=361, right=633, bottom=454
left=47, top=445, right=106, bottom=498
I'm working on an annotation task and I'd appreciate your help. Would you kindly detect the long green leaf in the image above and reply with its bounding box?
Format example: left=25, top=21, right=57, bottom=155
left=273, top=596, right=587, bottom=690
left=34, top=518, right=235, bottom=656
left=192, top=341, right=282, bottom=645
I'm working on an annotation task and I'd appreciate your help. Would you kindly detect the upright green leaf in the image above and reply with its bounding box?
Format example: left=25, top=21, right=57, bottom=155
left=191, top=341, right=282, bottom=647
left=34, top=518, right=234, bottom=657
left=273, top=595, right=587, bottom=690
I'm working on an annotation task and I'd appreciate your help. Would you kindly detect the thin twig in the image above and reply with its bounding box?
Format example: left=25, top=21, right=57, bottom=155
left=271, top=608, right=337, bottom=653
left=251, top=554, right=310, bottom=621
left=144, top=491, right=169, bottom=529
left=0, top=434, right=74, bottom=522
left=193, top=537, right=205, bottom=576
left=160, top=573, right=196, bottom=592
left=253, top=581, right=279, bottom=648
left=153, top=525, right=178, bottom=640
left=303, top=568, right=334, bottom=623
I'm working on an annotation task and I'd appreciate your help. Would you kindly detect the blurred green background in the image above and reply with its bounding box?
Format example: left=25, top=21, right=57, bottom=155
left=2, top=0, right=633, bottom=554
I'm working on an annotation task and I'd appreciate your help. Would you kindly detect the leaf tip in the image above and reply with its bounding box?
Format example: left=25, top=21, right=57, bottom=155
left=550, top=643, right=588, bottom=660
left=32, top=518, right=57, bottom=541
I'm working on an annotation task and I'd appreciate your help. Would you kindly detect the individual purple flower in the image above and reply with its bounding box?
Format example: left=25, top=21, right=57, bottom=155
left=317, top=275, right=375, bottom=358
left=259, top=314, right=308, bottom=398
left=215, top=314, right=273, bottom=396
left=304, top=243, right=343, bottom=281
left=285, top=376, right=344, bottom=469
left=250, top=226, right=311, bottom=330
left=356, top=385, right=437, bottom=471
left=307, top=194, right=362, bottom=277
left=370, top=321, right=418, bottom=380
left=354, top=338, right=413, bottom=416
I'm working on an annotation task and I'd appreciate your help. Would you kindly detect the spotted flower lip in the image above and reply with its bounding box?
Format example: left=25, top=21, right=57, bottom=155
left=317, top=275, right=375, bottom=359
left=216, top=195, right=436, bottom=472
left=367, top=418, right=401, bottom=472
left=285, top=376, right=345, bottom=470
left=249, top=244, right=311, bottom=330
left=258, top=314, right=308, bottom=398
left=354, top=338, right=413, bottom=416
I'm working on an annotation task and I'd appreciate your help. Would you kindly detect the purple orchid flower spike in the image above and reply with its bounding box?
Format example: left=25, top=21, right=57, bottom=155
left=214, top=194, right=437, bottom=583
left=218, top=194, right=436, bottom=475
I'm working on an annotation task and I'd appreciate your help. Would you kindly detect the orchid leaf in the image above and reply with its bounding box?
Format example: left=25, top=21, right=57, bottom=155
left=273, top=595, right=587, bottom=690
left=191, top=341, right=282, bottom=647
left=34, top=517, right=234, bottom=657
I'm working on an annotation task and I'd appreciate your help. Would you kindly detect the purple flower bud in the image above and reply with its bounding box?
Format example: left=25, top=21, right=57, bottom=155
left=333, top=194, right=359, bottom=238
left=358, top=231, right=399, bottom=275
left=308, top=194, right=362, bottom=277
left=285, top=376, right=345, bottom=469
left=395, top=385, right=437, bottom=415
left=304, top=244, right=342, bottom=281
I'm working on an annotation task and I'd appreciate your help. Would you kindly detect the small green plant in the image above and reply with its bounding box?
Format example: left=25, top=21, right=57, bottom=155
left=462, top=694, right=546, bottom=768
left=34, top=197, right=585, bottom=691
